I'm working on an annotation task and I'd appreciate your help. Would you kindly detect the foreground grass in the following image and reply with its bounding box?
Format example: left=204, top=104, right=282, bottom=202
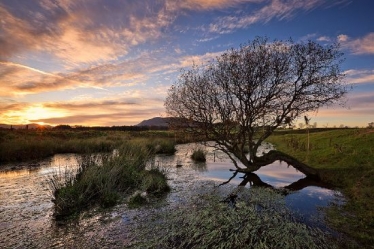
left=50, top=140, right=170, bottom=220
left=267, top=128, right=374, bottom=247
left=128, top=186, right=347, bottom=249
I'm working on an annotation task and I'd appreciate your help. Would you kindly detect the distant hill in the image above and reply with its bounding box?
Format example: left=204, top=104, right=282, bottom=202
left=136, top=117, right=170, bottom=127
left=0, top=123, right=52, bottom=129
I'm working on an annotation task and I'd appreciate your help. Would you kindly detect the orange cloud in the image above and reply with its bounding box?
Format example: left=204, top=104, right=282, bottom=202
left=344, top=69, right=374, bottom=84
left=0, top=88, right=167, bottom=126
left=0, top=62, right=101, bottom=96
left=0, top=0, right=175, bottom=67
left=0, top=6, right=48, bottom=59
left=0, top=52, right=172, bottom=96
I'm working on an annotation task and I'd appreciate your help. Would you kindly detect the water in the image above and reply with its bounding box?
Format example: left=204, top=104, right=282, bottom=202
left=0, top=143, right=344, bottom=248
left=155, top=142, right=345, bottom=227
left=0, top=155, right=79, bottom=248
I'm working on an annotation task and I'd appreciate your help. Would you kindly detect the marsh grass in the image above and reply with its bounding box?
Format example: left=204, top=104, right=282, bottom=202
left=147, top=138, right=176, bottom=154
left=267, top=128, right=374, bottom=247
left=0, top=129, right=177, bottom=163
left=0, top=130, right=124, bottom=163
left=191, top=148, right=207, bottom=162
left=128, top=187, right=340, bottom=249
left=50, top=141, right=170, bottom=220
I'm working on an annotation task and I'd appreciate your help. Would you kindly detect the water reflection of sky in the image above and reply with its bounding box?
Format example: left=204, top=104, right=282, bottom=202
left=201, top=159, right=306, bottom=187
left=160, top=142, right=345, bottom=228
left=254, top=161, right=305, bottom=187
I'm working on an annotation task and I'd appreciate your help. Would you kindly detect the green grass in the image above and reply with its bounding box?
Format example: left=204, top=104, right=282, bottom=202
left=50, top=140, right=170, bottom=220
left=266, top=128, right=374, bottom=247
left=128, top=187, right=348, bottom=249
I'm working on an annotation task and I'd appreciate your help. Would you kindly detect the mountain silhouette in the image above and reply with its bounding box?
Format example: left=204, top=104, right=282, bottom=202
left=136, top=117, right=169, bottom=127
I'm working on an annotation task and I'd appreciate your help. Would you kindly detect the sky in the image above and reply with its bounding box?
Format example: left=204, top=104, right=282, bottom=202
left=0, top=0, right=373, bottom=128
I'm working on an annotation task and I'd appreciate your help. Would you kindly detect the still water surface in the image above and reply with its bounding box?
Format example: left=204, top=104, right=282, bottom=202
left=155, top=142, right=344, bottom=226
left=0, top=143, right=343, bottom=248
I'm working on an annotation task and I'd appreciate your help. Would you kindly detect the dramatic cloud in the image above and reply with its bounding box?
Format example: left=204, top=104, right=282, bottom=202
left=0, top=51, right=179, bottom=96
left=0, top=0, right=371, bottom=127
left=0, top=0, right=175, bottom=66
left=0, top=62, right=75, bottom=96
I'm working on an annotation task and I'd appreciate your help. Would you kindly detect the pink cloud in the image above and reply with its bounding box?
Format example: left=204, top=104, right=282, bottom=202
left=338, top=33, right=374, bottom=55
left=344, top=69, right=374, bottom=84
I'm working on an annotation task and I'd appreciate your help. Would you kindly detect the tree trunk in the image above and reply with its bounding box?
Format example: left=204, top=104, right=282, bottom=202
left=238, top=150, right=319, bottom=179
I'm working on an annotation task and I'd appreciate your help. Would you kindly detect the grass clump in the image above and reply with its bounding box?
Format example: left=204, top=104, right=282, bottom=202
left=267, top=128, right=374, bottom=247
left=129, top=187, right=341, bottom=249
left=191, top=148, right=207, bottom=162
left=141, top=168, right=170, bottom=195
left=50, top=141, right=170, bottom=220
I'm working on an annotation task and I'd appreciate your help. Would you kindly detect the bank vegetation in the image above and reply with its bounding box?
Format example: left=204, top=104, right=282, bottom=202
left=267, top=128, right=374, bottom=247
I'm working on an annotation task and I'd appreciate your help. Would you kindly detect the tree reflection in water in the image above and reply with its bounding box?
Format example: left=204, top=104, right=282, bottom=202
left=221, top=169, right=334, bottom=193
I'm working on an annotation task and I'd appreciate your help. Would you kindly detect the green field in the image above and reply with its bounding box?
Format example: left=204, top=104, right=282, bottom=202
left=267, top=128, right=374, bottom=247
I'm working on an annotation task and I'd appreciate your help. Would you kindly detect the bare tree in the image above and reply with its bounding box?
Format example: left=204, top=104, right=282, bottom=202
left=165, top=37, right=347, bottom=176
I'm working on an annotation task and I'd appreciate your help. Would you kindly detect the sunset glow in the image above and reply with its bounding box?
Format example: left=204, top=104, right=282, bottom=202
left=1, top=105, right=67, bottom=126
left=0, top=0, right=373, bottom=127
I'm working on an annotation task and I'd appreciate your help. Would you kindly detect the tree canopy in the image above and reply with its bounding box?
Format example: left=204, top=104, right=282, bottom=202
left=165, top=37, right=347, bottom=173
